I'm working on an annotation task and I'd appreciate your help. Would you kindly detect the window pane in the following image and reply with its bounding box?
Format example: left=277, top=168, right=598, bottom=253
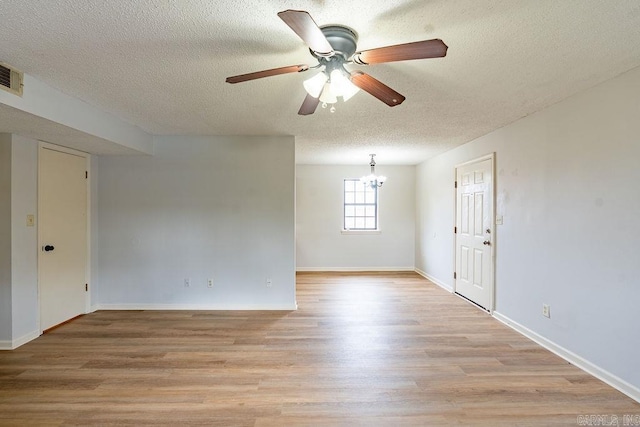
left=366, top=188, right=376, bottom=203
left=345, top=180, right=355, bottom=192
left=345, top=217, right=355, bottom=229
left=366, top=206, right=376, bottom=216
left=355, top=206, right=365, bottom=216
left=355, top=217, right=365, bottom=229
left=345, top=206, right=355, bottom=216
left=355, top=192, right=365, bottom=203
left=365, top=217, right=376, bottom=229
left=345, top=192, right=355, bottom=204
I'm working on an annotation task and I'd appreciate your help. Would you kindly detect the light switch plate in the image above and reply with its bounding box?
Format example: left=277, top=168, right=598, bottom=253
left=26, top=214, right=35, bottom=227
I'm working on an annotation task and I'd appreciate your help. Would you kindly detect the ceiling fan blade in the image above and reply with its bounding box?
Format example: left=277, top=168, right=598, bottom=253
left=350, top=71, right=405, bottom=107
left=226, top=64, right=309, bottom=84
left=278, top=10, right=334, bottom=57
left=353, top=39, right=448, bottom=65
left=298, top=94, right=320, bottom=115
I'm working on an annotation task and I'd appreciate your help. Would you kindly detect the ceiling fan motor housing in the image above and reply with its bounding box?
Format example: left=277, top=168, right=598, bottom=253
left=312, top=25, right=358, bottom=61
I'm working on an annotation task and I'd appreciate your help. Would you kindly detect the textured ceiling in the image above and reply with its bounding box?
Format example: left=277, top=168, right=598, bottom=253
left=1, top=0, right=640, bottom=164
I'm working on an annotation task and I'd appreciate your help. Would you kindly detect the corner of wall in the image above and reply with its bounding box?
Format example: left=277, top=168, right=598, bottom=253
left=415, top=268, right=454, bottom=293
left=0, top=135, right=12, bottom=342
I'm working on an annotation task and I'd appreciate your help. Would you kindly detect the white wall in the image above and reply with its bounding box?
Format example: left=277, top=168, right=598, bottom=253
left=0, top=134, right=39, bottom=348
left=416, top=66, right=640, bottom=394
left=297, top=165, right=415, bottom=270
left=0, top=134, right=12, bottom=343
left=96, top=136, right=296, bottom=309
left=10, top=135, right=38, bottom=342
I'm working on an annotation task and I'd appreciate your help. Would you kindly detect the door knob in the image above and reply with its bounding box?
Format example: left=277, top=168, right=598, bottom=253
left=483, top=240, right=491, bottom=246
left=43, top=245, right=55, bottom=252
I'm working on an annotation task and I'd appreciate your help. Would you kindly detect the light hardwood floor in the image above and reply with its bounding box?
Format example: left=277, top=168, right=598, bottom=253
left=0, top=272, right=638, bottom=426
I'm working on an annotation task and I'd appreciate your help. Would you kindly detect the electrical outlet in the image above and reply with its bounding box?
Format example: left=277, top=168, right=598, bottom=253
left=184, top=278, right=190, bottom=287
left=207, top=278, right=213, bottom=288
left=542, top=304, right=550, bottom=318
left=266, top=278, right=272, bottom=288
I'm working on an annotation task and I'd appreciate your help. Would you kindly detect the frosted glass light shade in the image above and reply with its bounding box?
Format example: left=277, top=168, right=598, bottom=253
left=330, top=69, right=360, bottom=101
left=341, top=80, right=360, bottom=101
left=360, top=174, right=376, bottom=185
left=319, top=82, right=337, bottom=104
left=360, top=174, right=387, bottom=187
left=303, top=72, right=328, bottom=98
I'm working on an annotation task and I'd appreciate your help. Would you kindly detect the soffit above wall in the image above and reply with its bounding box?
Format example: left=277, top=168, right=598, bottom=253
left=0, top=104, right=146, bottom=155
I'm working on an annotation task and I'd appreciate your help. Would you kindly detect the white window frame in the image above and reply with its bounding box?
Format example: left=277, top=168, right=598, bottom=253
left=341, top=178, right=381, bottom=234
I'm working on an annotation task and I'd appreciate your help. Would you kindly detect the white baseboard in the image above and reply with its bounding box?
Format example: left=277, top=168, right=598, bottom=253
left=493, top=311, right=640, bottom=404
left=415, top=268, right=454, bottom=292
left=13, top=330, right=40, bottom=348
left=0, top=330, right=40, bottom=350
left=94, top=303, right=298, bottom=311
left=296, top=267, right=415, bottom=272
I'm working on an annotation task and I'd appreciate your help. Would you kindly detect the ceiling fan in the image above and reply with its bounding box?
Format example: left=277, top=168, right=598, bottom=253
left=226, top=9, right=448, bottom=115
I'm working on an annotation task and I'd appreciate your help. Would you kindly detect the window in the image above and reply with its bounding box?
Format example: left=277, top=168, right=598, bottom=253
left=343, top=179, right=378, bottom=230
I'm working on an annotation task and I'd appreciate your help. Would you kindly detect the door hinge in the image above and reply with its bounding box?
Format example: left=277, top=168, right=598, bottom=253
left=453, top=272, right=457, bottom=279
left=454, top=181, right=457, bottom=189
left=454, top=226, right=457, bottom=234
left=85, top=171, right=88, bottom=179
left=85, top=283, right=88, bottom=292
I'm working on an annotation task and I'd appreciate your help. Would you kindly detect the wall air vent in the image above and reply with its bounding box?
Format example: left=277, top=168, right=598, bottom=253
left=0, top=62, right=24, bottom=97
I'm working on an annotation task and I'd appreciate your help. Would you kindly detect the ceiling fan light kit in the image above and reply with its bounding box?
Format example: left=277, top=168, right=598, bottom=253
left=302, top=63, right=361, bottom=113
left=226, top=10, right=448, bottom=115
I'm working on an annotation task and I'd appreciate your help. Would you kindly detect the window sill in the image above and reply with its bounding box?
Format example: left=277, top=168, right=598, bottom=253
left=341, top=229, right=382, bottom=235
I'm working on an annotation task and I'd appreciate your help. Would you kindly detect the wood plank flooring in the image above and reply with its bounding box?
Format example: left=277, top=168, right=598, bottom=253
left=1, top=272, right=638, bottom=426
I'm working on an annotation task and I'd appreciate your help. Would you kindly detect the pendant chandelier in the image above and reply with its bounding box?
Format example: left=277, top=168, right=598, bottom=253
left=360, top=154, right=387, bottom=189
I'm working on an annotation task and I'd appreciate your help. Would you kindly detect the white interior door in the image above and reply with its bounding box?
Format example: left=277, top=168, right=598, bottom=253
left=39, top=145, right=88, bottom=331
left=455, top=157, right=493, bottom=310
